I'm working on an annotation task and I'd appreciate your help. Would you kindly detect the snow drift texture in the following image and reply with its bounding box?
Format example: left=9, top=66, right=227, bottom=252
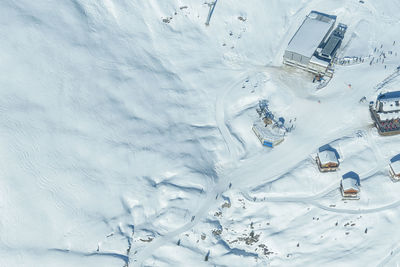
left=1, top=0, right=400, bottom=266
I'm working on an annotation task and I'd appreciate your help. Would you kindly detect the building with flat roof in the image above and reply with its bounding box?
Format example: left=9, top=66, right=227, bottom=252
left=283, top=11, right=346, bottom=77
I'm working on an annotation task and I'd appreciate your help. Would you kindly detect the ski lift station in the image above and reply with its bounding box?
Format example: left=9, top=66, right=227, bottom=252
left=283, top=11, right=347, bottom=77
left=369, top=91, right=400, bottom=135
left=252, top=100, right=293, bottom=148
left=252, top=119, right=285, bottom=148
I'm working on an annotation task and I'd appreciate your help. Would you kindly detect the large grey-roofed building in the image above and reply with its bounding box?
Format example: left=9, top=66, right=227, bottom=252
left=283, top=11, right=339, bottom=77
left=286, top=12, right=335, bottom=59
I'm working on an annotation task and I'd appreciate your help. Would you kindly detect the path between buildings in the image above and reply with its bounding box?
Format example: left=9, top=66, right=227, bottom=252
left=132, top=65, right=368, bottom=265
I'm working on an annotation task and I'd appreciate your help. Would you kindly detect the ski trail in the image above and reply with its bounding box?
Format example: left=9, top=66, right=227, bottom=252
left=366, top=127, right=386, bottom=166
left=232, top=121, right=365, bottom=191
left=133, top=65, right=282, bottom=265
left=215, top=70, right=251, bottom=162
left=132, top=57, right=383, bottom=266
left=311, top=199, right=400, bottom=214
left=245, top=192, right=400, bottom=215
left=374, top=67, right=400, bottom=91
left=132, top=68, right=255, bottom=266
left=133, top=77, right=365, bottom=265
left=131, top=184, right=220, bottom=265
left=242, top=150, right=391, bottom=215
left=377, top=243, right=400, bottom=267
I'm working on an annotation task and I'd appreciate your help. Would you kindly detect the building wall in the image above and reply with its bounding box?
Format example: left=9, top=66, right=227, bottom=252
left=308, top=61, right=328, bottom=74
left=321, top=162, right=338, bottom=168
left=283, top=51, right=310, bottom=66
left=343, top=188, right=358, bottom=194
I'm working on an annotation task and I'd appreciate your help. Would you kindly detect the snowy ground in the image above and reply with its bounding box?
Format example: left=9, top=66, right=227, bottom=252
left=1, top=0, right=400, bottom=266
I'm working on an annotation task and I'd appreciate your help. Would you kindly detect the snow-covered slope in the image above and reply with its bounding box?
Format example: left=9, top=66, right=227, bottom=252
left=1, top=0, right=400, bottom=266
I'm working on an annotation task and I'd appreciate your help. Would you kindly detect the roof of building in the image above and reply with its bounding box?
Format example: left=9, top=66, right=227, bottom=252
left=310, top=55, right=330, bottom=67
left=377, top=112, right=400, bottom=121
left=317, top=150, right=338, bottom=165
left=321, top=35, right=342, bottom=57
left=391, top=154, right=400, bottom=163
left=377, top=91, right=400, bottom=101
left=376, top=91, right=400, bottom=112
left=342, top=177, right=360, bottom=191
left=381, top=104, right=400, bottom=113
left=391, top=161, right=400, bottom=174
left=286, top=11, right=336, bottom=58
left=253, top=119, right=285, bottom=142
left=341, top=172, right=360, bottom=191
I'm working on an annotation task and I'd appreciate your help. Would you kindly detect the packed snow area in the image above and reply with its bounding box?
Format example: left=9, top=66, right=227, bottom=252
left=1, top=0, right=400, bottom=266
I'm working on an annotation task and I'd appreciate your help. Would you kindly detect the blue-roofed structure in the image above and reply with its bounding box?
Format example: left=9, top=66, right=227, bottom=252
left=377, top=91, right=400, bottom=101
left=252, top=100, right=294, bottom=148
left=390, top=153, right=400, bottom=163
left=389, top=155, right=400, bottom=181
left=318, top=144, right=340, bottom=159
left=252, top=119, right=285, bottom=148
left=316, top=144, right=340, bottom=172
left=340, top=171, right=360, bottom=200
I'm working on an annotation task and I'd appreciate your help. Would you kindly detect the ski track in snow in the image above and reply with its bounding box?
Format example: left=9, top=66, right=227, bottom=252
left=132, top=62, right=279, bottom=265
left=102, top=1, right=400, bottom=265
left=132, top=68, right=251, bottom=265
left=3, top=1, right=400, bottom=266
left=132, top=39, right=395, bottom=263
left=241, top=128, right=395, bottom=216
left=134, top=75, right=400, bottom=265
left=133, top=65, right=372, bottom=265
left=215, top=70, right=251, bottom=162
left=378, top=243, right=400, bottom=267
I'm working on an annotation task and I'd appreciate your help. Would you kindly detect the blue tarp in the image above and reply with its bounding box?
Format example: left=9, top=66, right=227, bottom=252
left=263, top=141, right=273, bottom=147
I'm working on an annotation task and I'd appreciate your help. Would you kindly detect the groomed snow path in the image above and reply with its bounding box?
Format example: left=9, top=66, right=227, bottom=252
left=1, top=1, right=400, bottom=267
